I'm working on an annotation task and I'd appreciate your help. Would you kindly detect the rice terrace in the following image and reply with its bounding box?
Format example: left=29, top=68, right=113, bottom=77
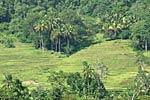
left=0, top=0, right=150, bottom=100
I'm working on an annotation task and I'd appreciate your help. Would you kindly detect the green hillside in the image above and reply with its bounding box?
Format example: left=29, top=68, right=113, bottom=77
left=0, top=43, right=64, bottom=84
left=58, top=40, right=138, bottom=89
left=1, top=40, right=149, bottom=90
left=0, top=0, right=150, bottom=99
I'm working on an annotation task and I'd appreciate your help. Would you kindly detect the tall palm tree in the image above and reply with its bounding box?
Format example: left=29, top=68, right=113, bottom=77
left=34, top=19, right=48, bottom=51
left=63, top=24, right=76, bottom=48
left=48, top=17, right=62, bottom=52
left=45, top=13, right=62, bottom=50
left=82, top=61, right=94, bottom=99
left=51, top=28, right=62, bottom=52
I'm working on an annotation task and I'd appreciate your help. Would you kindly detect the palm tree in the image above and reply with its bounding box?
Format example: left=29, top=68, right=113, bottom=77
left=34, top=20, right=48, bottom=51
left=47, top=17, right=61, bottom=52
left=82, top=61, right=94, bottom=99
left=51, top=29, right=57, bottom=52
left=63, top=24, right=76, bottom=48
left=45, top=14, right=62, bottom=51
left=51, top=28, right=62, bottom=52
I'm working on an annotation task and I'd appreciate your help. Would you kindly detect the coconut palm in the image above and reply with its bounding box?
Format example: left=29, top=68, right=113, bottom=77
left=63, top=24, right=76, bottom=48
left=51, top=28, right=62, bottom=52
left=49, top=17, right=63, bottom=52
left=34, top=19, right=48, bottom=51
left=82, top=61, right=94, bottom=99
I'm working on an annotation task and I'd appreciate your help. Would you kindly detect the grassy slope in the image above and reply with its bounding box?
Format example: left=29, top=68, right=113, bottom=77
left=0, top=40, right=150, bottom=89
left=58, top=40, right=138, bottom=89
left=0, top=43, right=64, bottom=84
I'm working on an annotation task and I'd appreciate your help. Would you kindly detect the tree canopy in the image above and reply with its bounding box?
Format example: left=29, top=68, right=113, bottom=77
left=0, top=0, right=149, bottom=52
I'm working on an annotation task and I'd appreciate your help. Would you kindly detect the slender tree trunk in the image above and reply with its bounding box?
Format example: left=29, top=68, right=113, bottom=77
left=145, top=38, right=148, bottom=51
left=41, top=34, right=44, bottom=52
left=51, top=41, right=53, bottom=50
left=41, top=35, right=44, bottom=52
left=58, top=36, right=61, bottom=53
left=39, top=32, right=42, bottom=49
left=67, top=38, right=70, bottom=48
left=55, top=40, right=57, bottom=52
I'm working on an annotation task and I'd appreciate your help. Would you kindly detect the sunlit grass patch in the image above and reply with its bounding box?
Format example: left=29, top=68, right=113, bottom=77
left=0, top=40, right=150, bottom=89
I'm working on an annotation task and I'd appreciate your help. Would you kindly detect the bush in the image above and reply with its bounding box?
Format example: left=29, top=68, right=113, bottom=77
left=118, top=29, right=131, bottom=39
left=4, top=37, right=15, bottom=48
left=0, top=74, right=30, bottom=100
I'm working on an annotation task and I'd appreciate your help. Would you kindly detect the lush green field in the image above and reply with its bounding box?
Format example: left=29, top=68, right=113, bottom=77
left=0, top=40, right=150, bottom=90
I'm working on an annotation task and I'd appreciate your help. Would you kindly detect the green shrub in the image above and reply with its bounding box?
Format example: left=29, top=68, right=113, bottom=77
left=4, top=38, right=15, bottom=48
left=137, top=95, right=150, bottom=100
left=4, top=36, right=15, bottom=48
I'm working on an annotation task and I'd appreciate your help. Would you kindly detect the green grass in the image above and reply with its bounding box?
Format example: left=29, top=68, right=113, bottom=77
left=0, top=43, right=65, bottom=84
left=58, top=40, right=138, bottom=89
left=0, top=40, right=150, bottom=90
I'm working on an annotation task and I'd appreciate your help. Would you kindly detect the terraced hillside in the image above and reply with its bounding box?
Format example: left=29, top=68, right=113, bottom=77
left=0, top=40, right=150, bottom=89
left=59, top=40, right=138, bottom=89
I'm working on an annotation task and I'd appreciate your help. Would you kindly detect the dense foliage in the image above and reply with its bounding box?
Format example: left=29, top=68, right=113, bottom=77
left=0, top=0, right=150, bottom=53
left=0, top=74, right=30, bottom=100
left=0, top=62, right=108, bottom=100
